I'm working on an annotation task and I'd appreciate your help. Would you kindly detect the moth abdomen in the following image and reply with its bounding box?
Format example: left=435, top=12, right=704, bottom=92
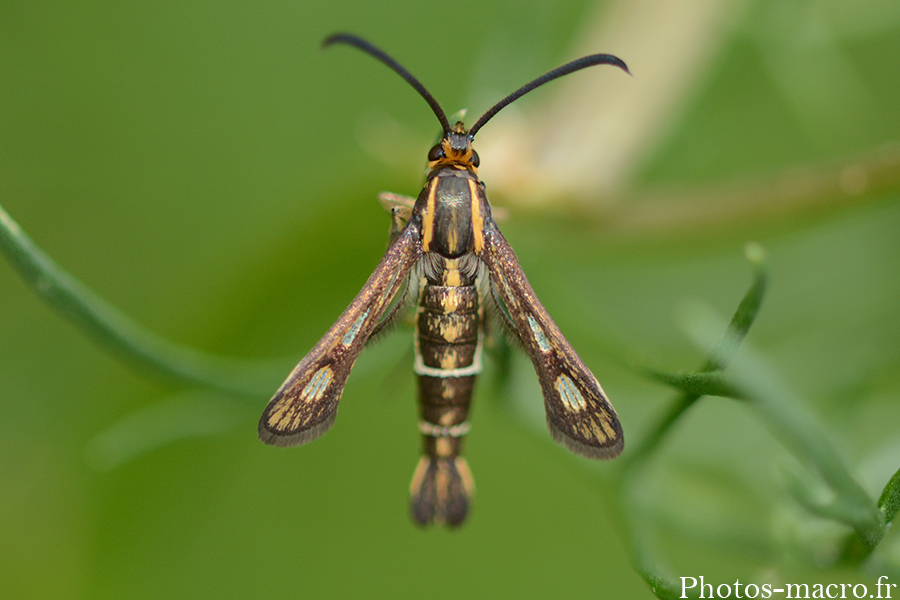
left=410, top=264, right=483, bottom=526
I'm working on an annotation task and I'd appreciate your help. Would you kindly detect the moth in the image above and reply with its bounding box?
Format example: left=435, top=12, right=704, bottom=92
left=259, top=33, right=627, bottom=527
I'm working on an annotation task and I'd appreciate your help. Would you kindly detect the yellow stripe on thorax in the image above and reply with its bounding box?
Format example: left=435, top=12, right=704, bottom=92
left=421, top=179, right=438, bottom=252
left=469, top=179, right=483, bottom=253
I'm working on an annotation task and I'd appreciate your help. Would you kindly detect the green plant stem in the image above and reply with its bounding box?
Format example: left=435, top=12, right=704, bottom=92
left=620, top=247, right=883, bottom=597
left=619, top=251, right=767, bottom=597
left=0, top=201, right=286, bottom=396
left=615, top=467, right=700, bottom=599
left=624, top=245, right=767, bottom=467
left=767, top=398, right=881, bottom=544
left=747, top=384, right=884, bottom=546
left=629, top=532, right=690, bottom=599
left=641, top=369, right=743, bottom=399
left=678, top=305, right=885, bottom=547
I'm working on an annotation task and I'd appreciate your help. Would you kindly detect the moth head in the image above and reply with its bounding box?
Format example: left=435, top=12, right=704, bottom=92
left=427, top=122, right=480, bottom=170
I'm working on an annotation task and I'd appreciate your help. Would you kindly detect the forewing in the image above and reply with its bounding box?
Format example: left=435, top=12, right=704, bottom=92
left=259, top=224, right=422, bottom=447
left=479, top=221, right=623, bottom=458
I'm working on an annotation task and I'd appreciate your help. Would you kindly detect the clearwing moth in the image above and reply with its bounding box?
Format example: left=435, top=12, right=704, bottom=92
left=259, top=33, right=628, bottom=527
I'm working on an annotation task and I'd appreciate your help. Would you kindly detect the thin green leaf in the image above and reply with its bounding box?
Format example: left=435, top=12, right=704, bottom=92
left=680, top=302, right=884, bottom=547
left=625, top=247, right=766, bottom=466
left=0, top=201, right=287, bottom=395
left=878, top=466, right=900, bottom=526
left=640, top=369, right=744, bottom=399
left=84, top=390, right=250, bottom=471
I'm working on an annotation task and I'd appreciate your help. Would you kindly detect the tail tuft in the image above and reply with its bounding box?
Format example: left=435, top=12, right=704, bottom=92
left=409, top=456, right=474, bottom=527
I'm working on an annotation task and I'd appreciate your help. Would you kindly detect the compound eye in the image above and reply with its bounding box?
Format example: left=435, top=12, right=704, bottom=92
left=427, top=144, right=444, bottom=162
left=470, top=150, right=480, bottom=168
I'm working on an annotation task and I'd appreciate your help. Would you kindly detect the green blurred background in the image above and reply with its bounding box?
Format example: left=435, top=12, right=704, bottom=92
left=2, top=0, right=899, bottom=598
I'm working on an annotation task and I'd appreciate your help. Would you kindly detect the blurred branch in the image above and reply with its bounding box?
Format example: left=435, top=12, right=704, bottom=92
left=600, top=144, right=900, bottom=239
left=0, top=201, right=286, bottom=396
left=483, top=0, right=739, bottom=205
left=502, top=143, right=900, bottom=241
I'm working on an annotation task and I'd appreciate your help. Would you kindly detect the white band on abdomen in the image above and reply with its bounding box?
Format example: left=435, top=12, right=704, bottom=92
left=418, top=421, right=471, bottom=438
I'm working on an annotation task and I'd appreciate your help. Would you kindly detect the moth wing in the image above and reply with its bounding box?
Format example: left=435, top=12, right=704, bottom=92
left=479, top=221, right=623, bottom=458
left=259, top=224, right=422, bottom=447
left=378, top=192, right=416, bottom=242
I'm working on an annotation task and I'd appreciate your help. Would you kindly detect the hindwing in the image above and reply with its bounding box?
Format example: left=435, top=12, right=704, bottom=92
left=478, top=220, right=623, bottom=458
left=259, top=223, right=422, bottom=447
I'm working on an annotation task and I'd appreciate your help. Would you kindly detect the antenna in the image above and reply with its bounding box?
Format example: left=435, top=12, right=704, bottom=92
left=322, top=33, right=629, bottom=140
left=468, top=53, right=629, bottom=137
left=323, top=33, right=451, bottom=134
